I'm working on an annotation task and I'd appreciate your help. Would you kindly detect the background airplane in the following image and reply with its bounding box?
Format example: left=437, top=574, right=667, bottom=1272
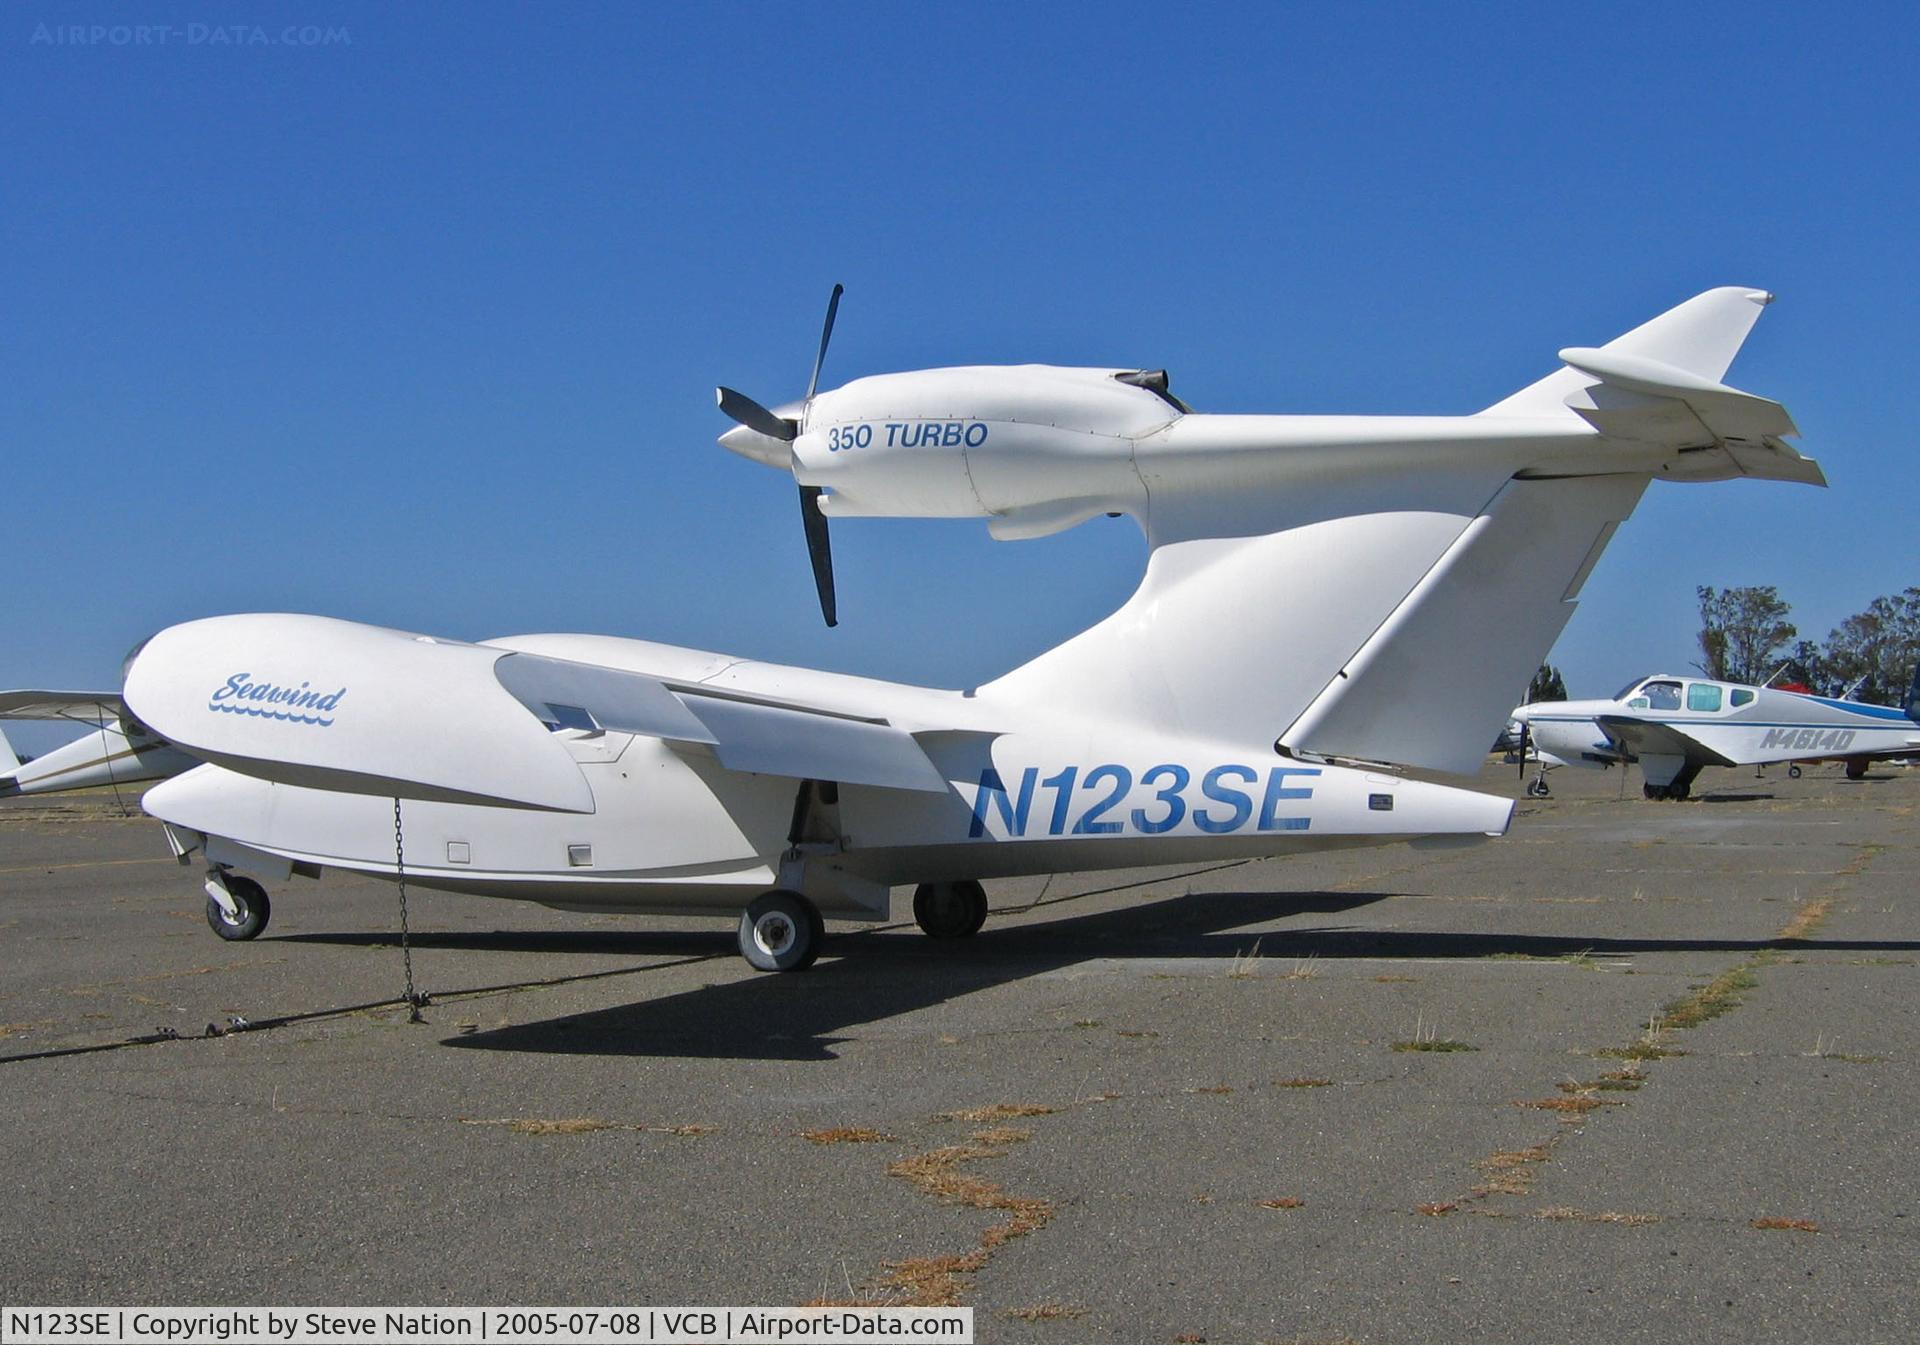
left=0, top=692, right=194, bottom=800
left=1512, top=668, right=1920, bottom=799
left=25, top=287, right=1825, bottom=971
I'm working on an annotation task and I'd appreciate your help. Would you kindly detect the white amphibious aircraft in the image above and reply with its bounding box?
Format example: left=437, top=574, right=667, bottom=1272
left=32, top=286, right=1825, bottom=970
left=1513, top=668, right=1920, bottom=800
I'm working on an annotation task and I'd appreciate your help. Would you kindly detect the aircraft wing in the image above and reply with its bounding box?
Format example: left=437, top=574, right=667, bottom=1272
left=496, top=651, right=950, bottom=793
left=0, top=690, right=130, bottom=725
left=1595, top=715, right=1733, bottom=768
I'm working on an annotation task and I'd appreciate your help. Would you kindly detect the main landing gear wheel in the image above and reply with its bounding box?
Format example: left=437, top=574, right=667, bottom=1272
left=912, top=880, right=989, bottom=939
left=1788, top=764, right=1803, bottom=779
left=738, top=890, right=823, bottom=972
left=1526, top=777, right=1551, bottom=799
left=1845, top=758, right=1868, bottom=780
left=1643, top=781, right=1691, bottom=801
left=206, top=875, right=270, bottom=941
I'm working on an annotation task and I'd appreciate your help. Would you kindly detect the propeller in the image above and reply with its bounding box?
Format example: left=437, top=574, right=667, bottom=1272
left=715, top=283, right=845, bottom=627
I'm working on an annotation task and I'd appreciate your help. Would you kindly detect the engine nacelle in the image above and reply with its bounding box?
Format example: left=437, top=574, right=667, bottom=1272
left=792, top=365, right=1179, bottom=527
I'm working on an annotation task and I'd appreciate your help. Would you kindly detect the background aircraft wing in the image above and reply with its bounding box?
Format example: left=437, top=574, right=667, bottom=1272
left=0, top=690, right=130, bottom=725
left=1596, top=715, right=1732, bottom=767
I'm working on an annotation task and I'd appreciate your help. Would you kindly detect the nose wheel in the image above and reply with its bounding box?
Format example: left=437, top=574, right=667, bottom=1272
left=1525, top=775, right=1551, bottom=799
left=205, top=872, right=271, bottom=941
left=913, top=880, right=989, bottom=939
left=738, top=890, right=824, bottom=972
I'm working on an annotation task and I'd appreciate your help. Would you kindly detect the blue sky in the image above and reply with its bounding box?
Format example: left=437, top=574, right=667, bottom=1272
left=4, top=1, right=1916, bottom=754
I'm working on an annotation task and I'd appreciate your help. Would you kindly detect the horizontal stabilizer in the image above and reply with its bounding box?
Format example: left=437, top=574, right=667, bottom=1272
left=1556, top=346, right=1798, bottom=439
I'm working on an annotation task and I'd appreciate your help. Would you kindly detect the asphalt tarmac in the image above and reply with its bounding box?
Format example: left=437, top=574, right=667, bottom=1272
left=2, top=760, right=1915, bottom=1343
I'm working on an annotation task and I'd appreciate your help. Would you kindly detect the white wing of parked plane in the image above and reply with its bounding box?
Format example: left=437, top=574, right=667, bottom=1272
left=1593, top=715, right=1736, bottom=768
left=0, top=689, right=198, bottom=797
left=0, top=690, right=130, bottom=723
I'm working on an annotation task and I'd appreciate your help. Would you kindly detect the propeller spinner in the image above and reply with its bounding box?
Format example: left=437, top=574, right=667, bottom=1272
left=716, top=283, right=845, bottom=627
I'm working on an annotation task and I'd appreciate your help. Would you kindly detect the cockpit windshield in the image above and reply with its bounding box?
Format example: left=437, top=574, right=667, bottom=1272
left=1612, top=675, right=1650, bottom=701
left=1640, top=680, right=1684, bottom=711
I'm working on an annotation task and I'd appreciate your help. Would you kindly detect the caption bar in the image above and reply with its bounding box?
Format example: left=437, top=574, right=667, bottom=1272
left=3, top=1308, right=972, bottom=1345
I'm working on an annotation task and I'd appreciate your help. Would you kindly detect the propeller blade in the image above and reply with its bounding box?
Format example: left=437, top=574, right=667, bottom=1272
left=1516, top=721, right=1530, bottom=780
left=798, top=485, right=837, bottom=627
left=804, top=283, right=845, bottom=403
left=716, top=386, right=798, bottom=442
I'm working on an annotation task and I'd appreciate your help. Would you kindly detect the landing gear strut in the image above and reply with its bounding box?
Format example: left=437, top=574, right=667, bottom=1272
left=913, top=880, right=989, bottom=939
left=205, top=871, right=271, bottom=941
left=738, top=890, right=823, bottom=972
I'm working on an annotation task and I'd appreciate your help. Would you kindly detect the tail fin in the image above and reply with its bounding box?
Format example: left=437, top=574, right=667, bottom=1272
left=0, top=725, right=18, bottom=776
left=1480, top=287, right=1773, bottom=417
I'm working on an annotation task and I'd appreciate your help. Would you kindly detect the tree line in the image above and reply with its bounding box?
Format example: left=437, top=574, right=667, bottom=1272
left=1695, top=585, right=1920, bottom=701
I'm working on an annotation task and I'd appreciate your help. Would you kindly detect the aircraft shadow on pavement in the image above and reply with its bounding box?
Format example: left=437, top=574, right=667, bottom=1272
left=431, top=884, right=1920, bottom=1062
left=442, top=886, right=1393, bottom=1062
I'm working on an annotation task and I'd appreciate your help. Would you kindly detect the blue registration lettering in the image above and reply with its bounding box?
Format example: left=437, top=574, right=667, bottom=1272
left=969, top=767, right=1037, bottom=839
left=1194, top=765, right=1256, bottom=834
left=1258, top=767, right=1318, bottom=831
left=1130, top=763, right=1189, bottom=834
left=1071, top=764, right=1132, bottom=833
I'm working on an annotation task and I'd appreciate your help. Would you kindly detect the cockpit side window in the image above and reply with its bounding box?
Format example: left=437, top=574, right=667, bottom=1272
left=1642, top=680, right=1683, bottom=711
left=1687, top=683, right=1723, bottom=712
left=1731, top=689, right=1755, bottom=708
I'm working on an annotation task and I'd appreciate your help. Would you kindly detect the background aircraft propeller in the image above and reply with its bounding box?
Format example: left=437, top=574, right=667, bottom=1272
left=715, top=283, right=845, bottom=627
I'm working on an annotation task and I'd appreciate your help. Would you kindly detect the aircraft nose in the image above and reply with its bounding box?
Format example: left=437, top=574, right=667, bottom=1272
left=719, top=422, right=794, bottom=470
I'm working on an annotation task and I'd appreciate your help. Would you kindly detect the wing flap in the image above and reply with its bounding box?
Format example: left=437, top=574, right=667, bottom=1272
left=671, top=693, right=949, bottom=793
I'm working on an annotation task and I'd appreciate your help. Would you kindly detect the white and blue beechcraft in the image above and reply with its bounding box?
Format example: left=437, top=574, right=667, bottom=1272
left=1513, top=669, right=1920, bottom=800
left=11, top=286, right=1825, bottom=970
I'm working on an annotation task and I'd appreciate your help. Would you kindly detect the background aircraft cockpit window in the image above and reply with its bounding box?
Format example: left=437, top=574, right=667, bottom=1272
left=1731, top=689, right=1756, bottom=707
left=1627, top=697, right=1651, bottom=708
left=1687, top=683, right=1723, bottom=712
left=1643, top=681, right=1683, bottom=711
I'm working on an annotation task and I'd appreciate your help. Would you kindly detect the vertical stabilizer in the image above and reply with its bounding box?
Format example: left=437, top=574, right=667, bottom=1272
left=1480, top=287, right=1774, bottom=418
